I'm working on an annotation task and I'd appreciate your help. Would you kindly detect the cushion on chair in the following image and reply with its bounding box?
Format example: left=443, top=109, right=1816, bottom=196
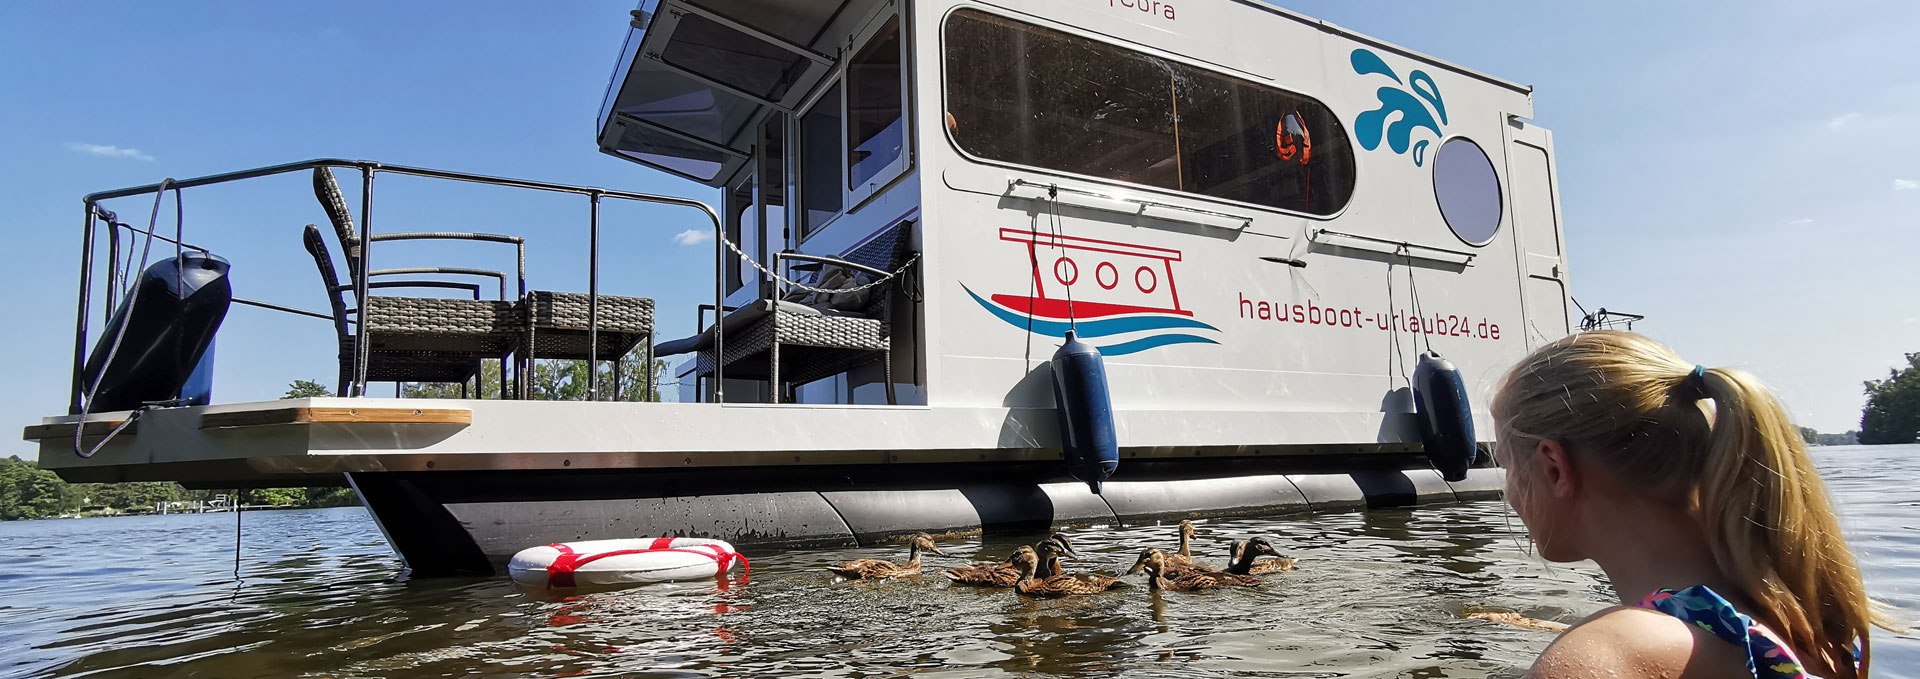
left=653, top=300, right=869, bottom=356
left=780, top=266, right=875, bottom=313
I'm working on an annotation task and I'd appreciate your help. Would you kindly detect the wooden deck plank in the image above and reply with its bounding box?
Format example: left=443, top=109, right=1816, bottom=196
left=22, top=420, right=136, bottom=441
left=199, top=407, right=471, bottom=430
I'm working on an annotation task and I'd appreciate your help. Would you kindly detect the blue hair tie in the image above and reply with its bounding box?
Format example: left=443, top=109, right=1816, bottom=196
left=1687, top=365, right=1708, bottom=395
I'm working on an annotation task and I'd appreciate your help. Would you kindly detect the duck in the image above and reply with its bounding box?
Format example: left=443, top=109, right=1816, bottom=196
left=1467, top=611, right=1569, bottom=632
left=825, top=532, right=943, bottom=580
left=1012, top=542, right=1127, bottom=597
left=1224, top=536, right=1299, bottom=575
left=1125, top=544, right=1216, bottom=579
left=1131, top=548, right=1260, bottom=591
left=1169, top=520, right=1201, bottom=568
left=1042, top=532, right=1077, bottom=575
left=943, top=533, right=1076, bottom=587
left=1137, top=520, right=1212, bottom=577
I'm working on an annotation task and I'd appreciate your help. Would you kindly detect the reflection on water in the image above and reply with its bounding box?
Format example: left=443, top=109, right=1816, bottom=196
left=4, top=446, right=1916, bottom=678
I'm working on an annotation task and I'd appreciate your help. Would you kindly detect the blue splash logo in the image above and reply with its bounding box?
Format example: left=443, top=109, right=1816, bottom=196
left=1351, top=48, right=1448, bottom=167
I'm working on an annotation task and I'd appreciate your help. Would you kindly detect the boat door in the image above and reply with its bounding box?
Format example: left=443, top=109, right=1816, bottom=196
left=1503, top=116, right=1572, bottom=347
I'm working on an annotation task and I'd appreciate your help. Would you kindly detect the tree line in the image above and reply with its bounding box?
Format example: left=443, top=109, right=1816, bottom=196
left=0, top=455, right=357, bottom=521
left=1860, top=352, right=1920, bottom=445
left=3, top=357, right=669, bottom=521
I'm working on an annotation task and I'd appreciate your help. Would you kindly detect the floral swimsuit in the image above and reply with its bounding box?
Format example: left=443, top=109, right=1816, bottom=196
left=1638, top=585, right=1828, bottom=679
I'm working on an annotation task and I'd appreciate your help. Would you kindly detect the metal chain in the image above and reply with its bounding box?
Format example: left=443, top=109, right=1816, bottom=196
left=718, top=230, right=920, bottom=294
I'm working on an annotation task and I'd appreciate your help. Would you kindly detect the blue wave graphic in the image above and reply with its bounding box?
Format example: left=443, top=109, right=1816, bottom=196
left=1097, top=333, right=1219, bottom=356
left=962, top=287, right=1218, bottom=339
left=962, top=286, right=1219, bottom=356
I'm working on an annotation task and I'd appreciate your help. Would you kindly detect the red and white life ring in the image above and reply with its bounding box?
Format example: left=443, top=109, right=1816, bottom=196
left=508, top=537, right=750, bottom=589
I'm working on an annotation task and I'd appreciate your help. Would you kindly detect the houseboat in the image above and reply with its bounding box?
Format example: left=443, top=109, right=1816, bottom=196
left=27, top=0, right=1572, bottom=576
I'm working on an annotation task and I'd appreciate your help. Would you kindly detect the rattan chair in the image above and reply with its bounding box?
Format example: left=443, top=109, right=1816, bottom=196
left=302, top=225, right=521, bottom=396
left=314, top=167, right=657, bottom=401
left=659, top=221, right=916, bottom=404
left=518, top=291, right=655, bottom=399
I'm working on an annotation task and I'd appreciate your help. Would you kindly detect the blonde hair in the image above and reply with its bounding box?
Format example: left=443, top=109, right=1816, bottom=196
left=1493, top=330, right=1890, bottom=677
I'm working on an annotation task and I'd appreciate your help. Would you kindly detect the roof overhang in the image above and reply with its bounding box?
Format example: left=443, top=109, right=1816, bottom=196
left=596, top=0, right=846, bottom=185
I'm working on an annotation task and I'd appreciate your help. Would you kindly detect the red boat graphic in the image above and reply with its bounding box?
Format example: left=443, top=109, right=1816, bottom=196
left=965, top=229, right=1219, bottom=356
left=991, top=229, right=1192, bottom=319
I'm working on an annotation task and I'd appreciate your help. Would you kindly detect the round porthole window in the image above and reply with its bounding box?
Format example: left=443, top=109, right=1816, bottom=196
left=1433, top=137, right=1503, bottom=246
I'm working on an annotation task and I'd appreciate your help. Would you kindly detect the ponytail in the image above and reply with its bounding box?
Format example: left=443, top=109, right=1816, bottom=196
left=1696, top=367, right=1882, bottom=678
left=1494, top=331, right=1894, bottom=678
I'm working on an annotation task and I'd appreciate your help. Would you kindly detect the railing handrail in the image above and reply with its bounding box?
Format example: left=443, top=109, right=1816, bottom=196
left=82, top=158, right=711, bottom=208
left=70, top=158, right=724, bottom=413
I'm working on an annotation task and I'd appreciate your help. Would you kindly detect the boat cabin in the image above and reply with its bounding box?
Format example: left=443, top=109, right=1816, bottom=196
left=28, top=0, right=1572, bottom=574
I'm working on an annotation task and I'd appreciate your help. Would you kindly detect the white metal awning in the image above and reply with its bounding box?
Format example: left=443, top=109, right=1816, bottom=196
left=596, top=0, right=845, bottom=185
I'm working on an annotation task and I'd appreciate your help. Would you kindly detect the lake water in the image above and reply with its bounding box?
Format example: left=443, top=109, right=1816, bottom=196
left=4, top=445, right=1915, bottom=678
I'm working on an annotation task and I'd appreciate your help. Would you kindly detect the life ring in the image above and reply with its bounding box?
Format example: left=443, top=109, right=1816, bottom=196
left=508, top=537, right=750, bottom=589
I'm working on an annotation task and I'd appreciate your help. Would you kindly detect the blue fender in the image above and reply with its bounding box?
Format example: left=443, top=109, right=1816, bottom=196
left=1412, top=351, right=1478, bottom=482
left=81, top=252, right=231, bottom=411
left=1050, top=330, right=1118, bottom=494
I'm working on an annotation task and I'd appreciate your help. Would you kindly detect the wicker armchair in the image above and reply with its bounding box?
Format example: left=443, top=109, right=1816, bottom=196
left=302, top=226, right=520, bottom=396
left=659, top=222, right=916, bottom=404
left=518, top=291, right=655, bottom=400
left=314, top=167, right=656, bottom=401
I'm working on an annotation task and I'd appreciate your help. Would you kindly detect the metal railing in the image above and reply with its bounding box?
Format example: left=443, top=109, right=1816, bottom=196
left=71, top=158, right=723, bottom=414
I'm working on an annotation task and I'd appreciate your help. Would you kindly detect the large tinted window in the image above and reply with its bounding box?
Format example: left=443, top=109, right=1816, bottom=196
left=944, top=10, right=1356, bottom=216
left=847, top=16, right=904, bottom=188
left=800, top=82, right=843, bottom=237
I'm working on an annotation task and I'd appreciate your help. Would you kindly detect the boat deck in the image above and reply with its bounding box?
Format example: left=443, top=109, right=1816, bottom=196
left=29, top=397, right=1436, bottom=487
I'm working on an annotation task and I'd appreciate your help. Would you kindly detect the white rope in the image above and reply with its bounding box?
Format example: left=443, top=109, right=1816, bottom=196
left=718, top=231, right=919, bottom=295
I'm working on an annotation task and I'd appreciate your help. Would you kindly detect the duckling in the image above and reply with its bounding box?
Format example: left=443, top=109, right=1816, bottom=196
left=1168, top=520, right=1201, bottom=568
left=944, top=534, right=1075, bottom=587
left=1125, top=546, right=1216, bottom=579
left=1224, top=536, right=1299, bottom=575
left=1467, top=611, right=1569, bottom=632
left=1037, top=532, right=1079, bottom=577
left=1043, top=532, right=1076, bottom=575
left=1132, top=548, right=1260, bottom=591
left=826, top=532, right=943, bottom=580
left=1013, top=542, right=1126, bottom=597
left=943, top=545, right=1033, bottom=587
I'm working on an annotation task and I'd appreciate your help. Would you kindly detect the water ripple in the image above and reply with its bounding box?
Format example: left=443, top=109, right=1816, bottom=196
left=0, top=446, right=1914, bottom=677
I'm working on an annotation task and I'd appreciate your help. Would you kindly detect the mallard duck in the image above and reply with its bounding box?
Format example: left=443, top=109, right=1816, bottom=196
left=1012, top=542, right=1126, bottom=597
left=826, top=532, right=943, bottom=580
left=1043, top=532, right=1076, bottom=575
left=1125, top=545, right=1216, bottom=579
left=1225, top=536, right=1298, bottom=575
left=1467, top=611, right=1569, bottom=632
left=1038, top=532, right=1078, bottom=577
left=1171, top=520, right=1199, bottom=564
left=1132, top=548, right=1260, bottom=591
left=944, top=545, right=1034, bottom=587
left=943, top=533, right=1076, bottom=587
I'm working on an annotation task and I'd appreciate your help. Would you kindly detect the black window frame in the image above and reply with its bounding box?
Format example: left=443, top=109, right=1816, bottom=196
left=938, top=7, right=1358, bottom=219
left=844, top=12, right=910, bottom=206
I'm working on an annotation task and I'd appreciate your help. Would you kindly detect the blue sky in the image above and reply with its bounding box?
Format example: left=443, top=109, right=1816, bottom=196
left=2, top=0, right=1916, bottom=454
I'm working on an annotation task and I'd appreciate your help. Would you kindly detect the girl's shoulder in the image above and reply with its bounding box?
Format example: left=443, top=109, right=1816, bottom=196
left=1528, top=605, right=1751, bottom=679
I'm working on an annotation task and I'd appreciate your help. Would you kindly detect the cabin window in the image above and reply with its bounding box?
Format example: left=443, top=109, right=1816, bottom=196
left=847, top=15, right=906, bottom=192
left=800, top=81, right=843, bottom=238
left=758, top=113, right=789, bottom=249
left=1432, top=137, right=1503, bottom=246
left=724, top=178, right=757, bottom=295
left=943, top=9, right=1356, bottom=216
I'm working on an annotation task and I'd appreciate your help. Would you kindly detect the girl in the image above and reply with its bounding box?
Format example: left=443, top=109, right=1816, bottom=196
left=1493, top=331, right=1892, bottom=678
